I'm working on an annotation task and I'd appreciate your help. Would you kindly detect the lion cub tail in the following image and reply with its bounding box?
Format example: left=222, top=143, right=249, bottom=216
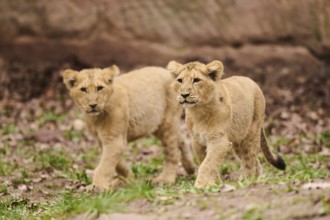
left=260, top=128, right=286, bottom=170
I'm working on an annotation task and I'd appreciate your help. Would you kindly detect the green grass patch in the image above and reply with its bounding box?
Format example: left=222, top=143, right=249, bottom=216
left=33, top=149, right=72, bottom=172
left=0, top=123, right=15, bottom=135
left=1, top=133, right=329, bottom=219
left=1, top=151, right=329, bottom=219
left=1, top=181, right=155, bottom=219
left=63, top=130, right=83, bottom=142
left=257, top=153, right=329, bottom=184
left=1, top=182, right=143, bottom=219
left=0, top=185, right=8, bottom=195
left=0, top=161, right=18, bottom=176
left=318, top=130, right=330, bottom=148
left=0, top=197, right=45, bottom=220
left=129, top=136, right=161, bottom=148
left=321, top=195, right=330, bottom=214
left=132, top=163, right=160, bottom=177
left=0, top=198, right=30, bottom=219
left=38, top=111, right=65, bottom=125
left=242, top=206, right=266, bottom=220
left=71, top=169, right=91, bottom=185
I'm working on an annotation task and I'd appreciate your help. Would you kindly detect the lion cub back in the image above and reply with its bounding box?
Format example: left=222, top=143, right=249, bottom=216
left=116, top=67, right=175, bottom=140
left=221, top=76, right=266, bottom=142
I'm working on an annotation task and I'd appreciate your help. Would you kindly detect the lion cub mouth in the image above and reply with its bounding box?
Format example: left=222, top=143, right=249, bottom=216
left=86, top=109, right=101, bottom=115
left=180, top=100, right=198, bottom=106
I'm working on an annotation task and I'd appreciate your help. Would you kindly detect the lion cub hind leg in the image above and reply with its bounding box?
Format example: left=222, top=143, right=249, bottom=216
left=234, top=137, right=263, bottom=181
left=152, top=121, right=181, bottom=185
left=116, top=158, right=133, bottom=178
left=179, top=139, right=196, bottom=175
left=194, top=137, right=232, bottom=188
left=152, top=132, right=180, bottom=185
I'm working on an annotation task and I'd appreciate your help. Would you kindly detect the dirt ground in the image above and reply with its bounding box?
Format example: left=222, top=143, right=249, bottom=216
left=98, top=182, right=330, bottom=220
left=0, top=96, right=329, bottom=219
left=0, top=62, right=330, bottom=219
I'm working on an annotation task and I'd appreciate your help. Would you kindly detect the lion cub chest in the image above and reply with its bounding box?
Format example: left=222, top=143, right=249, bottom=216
left=189, top=119, right=220, bottom=146
left=193, top=131, right=208, bottom=146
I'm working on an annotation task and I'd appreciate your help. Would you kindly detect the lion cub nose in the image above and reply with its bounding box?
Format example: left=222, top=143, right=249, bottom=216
left=181, top=93, right=190, bottom=98
left=89, top=104, right=97, bottom=109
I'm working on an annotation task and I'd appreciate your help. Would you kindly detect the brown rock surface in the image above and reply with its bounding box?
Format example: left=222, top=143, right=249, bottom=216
left=0, top=0, right=329, bottom=101
left=1, top=0, right=330, bottom=67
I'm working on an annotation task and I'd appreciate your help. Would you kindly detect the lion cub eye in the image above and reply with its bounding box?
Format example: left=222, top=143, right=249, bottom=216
left=193, top=78, right=201, bottom=83
left=177, top=78, right=183, bottom=83
left=97, top=86, right=104, bottom=91
left=80, top=87, right=87, bottom=92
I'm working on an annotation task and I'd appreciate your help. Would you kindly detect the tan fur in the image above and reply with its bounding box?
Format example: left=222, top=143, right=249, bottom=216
left=167, top=60, right=285, bottom=188
left=63, top=66, right=196, bottom=191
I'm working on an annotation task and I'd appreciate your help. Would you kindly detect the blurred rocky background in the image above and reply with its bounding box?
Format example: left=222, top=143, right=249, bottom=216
left=0, top=0, right=329, bottom=138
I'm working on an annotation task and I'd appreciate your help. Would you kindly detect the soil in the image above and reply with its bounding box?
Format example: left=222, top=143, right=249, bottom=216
left=72, top=182, right=330, bottom=220
left=1, top=61, right=330, bottom=220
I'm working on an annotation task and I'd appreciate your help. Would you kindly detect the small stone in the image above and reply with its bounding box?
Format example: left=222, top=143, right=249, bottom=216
left=18, top=184, right=28, bottom=192
left=221, top=184, right=236, bottom=192
left=73, top=119, right=85, bottom=131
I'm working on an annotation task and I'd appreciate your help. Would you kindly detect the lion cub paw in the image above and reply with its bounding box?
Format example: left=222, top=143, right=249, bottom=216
left=152, top=174, right=176, bottom=185
left=194, top=178, right=221, bottom=189
left=111, top=178, right=130, bottom=189
left=85, top=184, right=100, bottom=193
left=85, top=177, right=130, bottom=192
left=85, top=183, right=110, bottom=192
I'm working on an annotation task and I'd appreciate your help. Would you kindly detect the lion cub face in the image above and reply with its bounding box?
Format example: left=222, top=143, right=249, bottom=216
left=62, top=66, right=120, bottom=116
left=167, top=60, right=224, bottom=107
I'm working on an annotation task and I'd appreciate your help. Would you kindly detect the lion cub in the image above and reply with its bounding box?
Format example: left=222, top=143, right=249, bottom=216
left=63, top=65, right=195, bottom=190
left=167, top=60, right=286, bottom=188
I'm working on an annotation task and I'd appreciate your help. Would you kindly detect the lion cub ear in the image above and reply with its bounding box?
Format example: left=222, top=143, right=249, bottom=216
left=103, top=65, right=120, bottom=83
left=206, top=60, right=224, bottom=81
left=167, top=60, right=182, bottom=78
left=62, top=69, right=78, bottom=89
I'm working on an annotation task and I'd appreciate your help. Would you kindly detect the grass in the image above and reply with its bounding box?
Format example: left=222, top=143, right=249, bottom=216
left=63, top=130, right=83, bottom=143
left=0, top=181, right=155, bottom=219
left=1, top=123, right=15, bottom=135
left=40, top=191, right=122, bottom=219
left=241, top=206, right=266, bottom=220
left=0, top=132, right=329, bottom=219
left=0, top=161, right=18, bottom=176
left=318, top=130, right=330, bottom=148
left=38, top=111, right=65, bottom=125
left=33, top=149, right=72, bottom=172
left=0, top=198, right=34, bottom=220
left=257, top=154, right=329, bottom=184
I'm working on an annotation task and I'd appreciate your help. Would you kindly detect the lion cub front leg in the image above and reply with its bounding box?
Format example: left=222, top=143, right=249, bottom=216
left=194, top=136, right=232, bottom=188
left=90, top=137, right=125, bottom=191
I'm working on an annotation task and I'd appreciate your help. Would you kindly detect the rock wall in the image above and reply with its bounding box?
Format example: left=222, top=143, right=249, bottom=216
left=0, top=0, right=329, bottom=68
left=0, top=0, right=329, bottom=104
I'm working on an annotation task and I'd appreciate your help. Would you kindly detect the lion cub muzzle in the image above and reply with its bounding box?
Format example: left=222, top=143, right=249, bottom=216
left=178, top=92, right=198, bottom=107
left=89, top=104, right=97, bottom=109
left=181, top=93, right=190, bottom=99
left=87, top=103, right=101, bottom=115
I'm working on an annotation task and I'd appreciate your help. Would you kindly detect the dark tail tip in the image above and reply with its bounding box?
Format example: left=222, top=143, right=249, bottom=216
left=274, top=156, right=286, bottom=170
